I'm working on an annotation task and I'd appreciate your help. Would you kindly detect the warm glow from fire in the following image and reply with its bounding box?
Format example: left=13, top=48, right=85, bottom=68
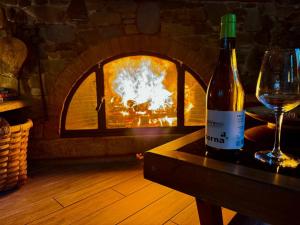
left=184, top=71, right=206, bottom=126
left=184, top=84, right=194, bottom=113
left=104, top=56, right=177, bottom=128
left=65, top=56, right=206, bottom=132
left=113, top=60, right=173, bottom=110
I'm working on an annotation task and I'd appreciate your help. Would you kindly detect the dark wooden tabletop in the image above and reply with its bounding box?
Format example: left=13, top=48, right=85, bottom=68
left=144, top=128, right=300, bottom=225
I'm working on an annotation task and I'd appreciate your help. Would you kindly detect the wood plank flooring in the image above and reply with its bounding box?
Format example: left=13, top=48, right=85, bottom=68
left=0, top=159, right=236, bottom=225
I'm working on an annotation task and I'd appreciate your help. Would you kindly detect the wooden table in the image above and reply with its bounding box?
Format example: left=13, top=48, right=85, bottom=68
left=0, top=99, right=30, bottom=113
left=144, top=129, right=300, bottom=225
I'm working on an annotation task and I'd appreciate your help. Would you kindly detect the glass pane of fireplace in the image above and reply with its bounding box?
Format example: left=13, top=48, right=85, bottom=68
left=103, top=56, right=178, bottom=129
left=66, top=72, right=98, bottom=130
left=184, top=71, right=206, bottom=126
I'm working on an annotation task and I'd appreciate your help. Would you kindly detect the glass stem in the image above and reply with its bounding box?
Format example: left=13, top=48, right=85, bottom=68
left=272, top=111, right=284, bottom=157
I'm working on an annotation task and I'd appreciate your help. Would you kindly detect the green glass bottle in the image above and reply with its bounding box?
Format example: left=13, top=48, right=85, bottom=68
left=205, top=14, right=245, bottom=157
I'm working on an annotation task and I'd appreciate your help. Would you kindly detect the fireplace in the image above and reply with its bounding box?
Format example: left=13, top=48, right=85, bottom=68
left=20, top=34, right=215, bottom=159
left=60, top=53, right=206, bottom=137
left=2, top=0, right=296, bottom=159
left=104, top=55, right=178, bottom=129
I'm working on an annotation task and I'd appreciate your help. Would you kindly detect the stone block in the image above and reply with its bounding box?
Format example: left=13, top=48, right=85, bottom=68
left=124, top=24, right=138, bottom=34
left=77, top=29, right=100, bottom=46
left=49, top=0, right=69, bottom=5
left=123, top=18, right=135, bottom=25
left=194, top=22, right=214, bottom=35
left=155, top=37, right=172, bottom=55
left=287, top=25, right=300, bottom=47
left=109, top=37, right=122, bottom=56
left=167, top=40, right=185, bottom=62
left=47, top=51, right=60, bottom=60
left=128, top=35, right=143, bottom=53
left=121, top=12, right=135, bottom=19
left=29, top=134, right=181, bottom=159
left=18, top=0, right=31, bottom=7
left=161, top=7, right=206, bottom=24
left=190, top=8, right=207, bottom=22
left=42, top=120, right=59, bottom=139
left=286, top=9, right=300, bottom=24
left=30, top=119, right=44, bottom=139
left=41, top=59, right=67, bottom=76
left=142, top=35, right=161, bottom=52
left=48, top=50, right=77, bottom=60
left=227, top=2, right=241, bottom=11
left=26, top=100, right=45, bottom=119
left=31, top=87, right=41, bottom=96
left=41, top=42, right=57, bottom=52
left=99, top=25, right=123, bottom=39
left=176, top=34, right=219, bottom=52
left=0, top=30, right=6, bottom=38
left=40, top=25, right=75, bottom=43
left=204, top=3, right=228, bottom=26
left=259, top=3, right=277, bottom=17
left=119, top=35, right=136, bottom=53
left=275, top=6, right=295, bottom=21
left=242, top=45, right=265, bottom=92
left=254, top=29, right=271, bottom=46
left=244, top=3, right=257, bottom=8
left=33, top=0, right=48, bottom=5
left=89, top=11, right=121, bottom=26
left=238, top=32, right=255, bottom=46
left=160, top=9, right=175, bottom=23
left=28, top=75, right=40, bottom=88
left=244, top=8, right=262, bottom=32
left=138, top=35, right=152, bottom=52
left=137, top=1, right=160, bottom=34
left=42, top=72, right=55, bottom=94
left=1, top=0, right=18, bottom=5
left=161, top=22, right=195, bottom=36
left=107, top=0, right=137, bottom=13
left=23, top=6, right=65, bottom=24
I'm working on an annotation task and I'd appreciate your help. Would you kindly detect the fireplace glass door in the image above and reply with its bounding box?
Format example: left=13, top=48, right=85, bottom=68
left=65, top=72, right=98, bottom=130
left=62, top=53, right=206, bottom=136
left=104, top=56, right=177, bottom=128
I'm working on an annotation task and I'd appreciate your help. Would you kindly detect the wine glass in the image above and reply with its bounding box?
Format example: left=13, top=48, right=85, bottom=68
left=255, top=48, right=300, bottom=168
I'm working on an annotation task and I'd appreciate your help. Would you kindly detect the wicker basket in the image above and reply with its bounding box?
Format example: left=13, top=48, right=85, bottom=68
left=0, top=119, right=33, bottom=192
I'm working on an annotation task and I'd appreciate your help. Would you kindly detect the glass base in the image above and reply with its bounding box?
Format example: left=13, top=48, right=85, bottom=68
left=255, top=150, right=300, bottom=168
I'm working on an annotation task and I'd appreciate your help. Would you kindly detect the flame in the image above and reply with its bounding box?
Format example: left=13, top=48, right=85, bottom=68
left=120, top=111, right=129, bottom=116
left=113, top=60, right=173, bottom=110
left=163, top=116, right=176, bottom=125
left=185, top=103, right=194, bottom=113
left=104, top=56, right=178, bottom=128
left=184, top=84, right=194, bottom=113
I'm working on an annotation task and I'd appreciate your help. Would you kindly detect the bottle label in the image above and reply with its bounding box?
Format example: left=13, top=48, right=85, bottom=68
left=205, top=110, right=245, bottom=150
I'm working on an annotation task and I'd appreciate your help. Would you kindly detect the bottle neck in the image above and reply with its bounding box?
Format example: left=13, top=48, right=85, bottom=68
left=220, top=37, right=236, bottom=50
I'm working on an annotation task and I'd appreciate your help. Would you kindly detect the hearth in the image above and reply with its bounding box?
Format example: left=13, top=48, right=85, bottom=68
left=60, top=53, right=206, bottom=137
left=25, top=34, right=214, bottom=159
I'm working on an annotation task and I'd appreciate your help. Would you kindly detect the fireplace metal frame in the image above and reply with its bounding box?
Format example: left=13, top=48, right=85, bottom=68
left=60, top=52, right=206, bottom=137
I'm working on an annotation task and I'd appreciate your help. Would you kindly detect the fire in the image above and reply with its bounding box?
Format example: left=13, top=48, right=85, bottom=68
left=184, top=84, right=194, bottom=113
left=104, top=56, right=178, bottom=128
left=113, top=60, right=173, bottom=110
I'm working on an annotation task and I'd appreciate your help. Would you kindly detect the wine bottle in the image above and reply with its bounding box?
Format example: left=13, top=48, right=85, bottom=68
left=205, top=13, right=245, bottom=157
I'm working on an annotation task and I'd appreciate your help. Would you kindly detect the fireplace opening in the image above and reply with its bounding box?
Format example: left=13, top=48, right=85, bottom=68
left=60, top=53, right=206, bottom=137
left=104, top=56, right=177, bottom=128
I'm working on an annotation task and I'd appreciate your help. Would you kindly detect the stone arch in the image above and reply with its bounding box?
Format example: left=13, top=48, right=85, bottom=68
left=47, top=34, right=217, bottom=138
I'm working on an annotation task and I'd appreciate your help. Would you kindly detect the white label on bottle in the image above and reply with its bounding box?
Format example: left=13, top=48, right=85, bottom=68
left=205, top=110, right=245, bottom=149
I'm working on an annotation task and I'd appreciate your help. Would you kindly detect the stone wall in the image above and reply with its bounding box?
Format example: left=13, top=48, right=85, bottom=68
left=0, top=0, right=299, bottom=159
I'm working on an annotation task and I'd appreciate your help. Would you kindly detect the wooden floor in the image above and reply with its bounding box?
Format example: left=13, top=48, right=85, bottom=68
left=0, top=159, right=236, bottom=225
